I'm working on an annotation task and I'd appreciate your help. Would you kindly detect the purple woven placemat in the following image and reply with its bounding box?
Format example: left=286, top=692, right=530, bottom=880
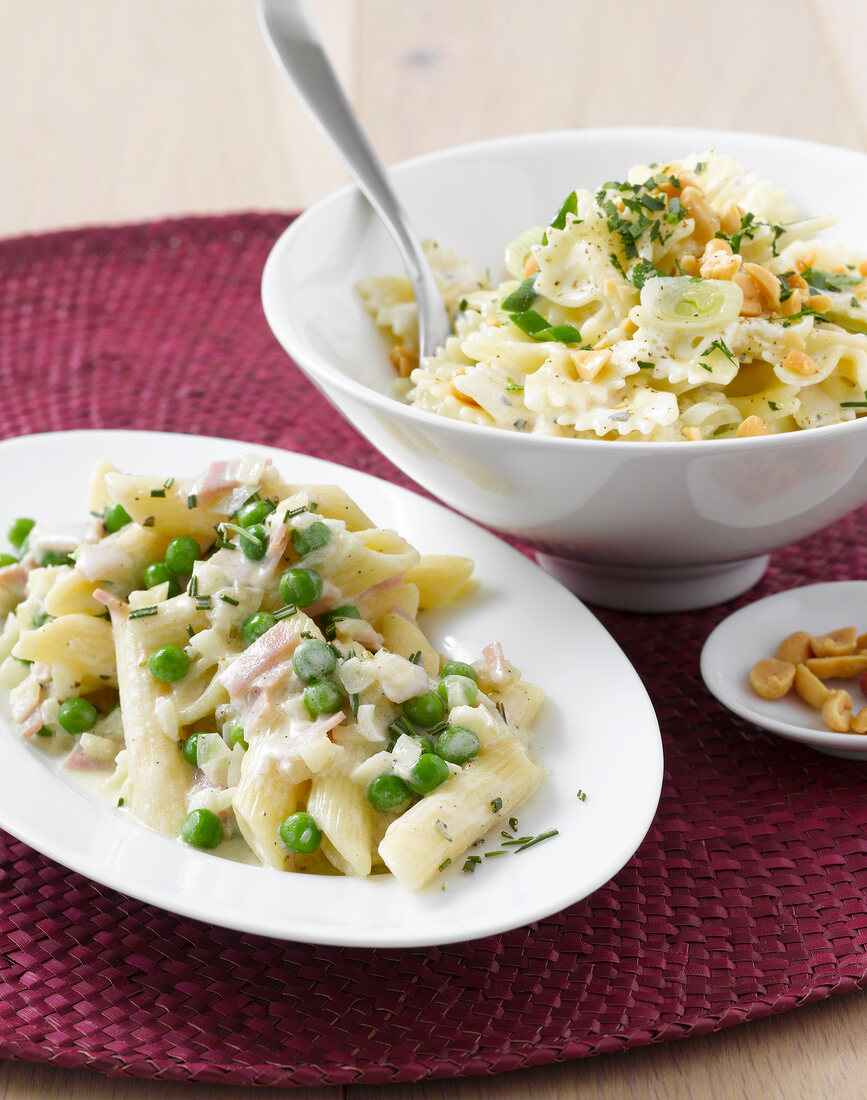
left=2, top=213, right=867, bottom=1089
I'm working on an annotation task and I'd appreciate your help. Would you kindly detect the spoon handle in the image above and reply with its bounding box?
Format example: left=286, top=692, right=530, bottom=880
left=256, top=0, right=451, bottom=358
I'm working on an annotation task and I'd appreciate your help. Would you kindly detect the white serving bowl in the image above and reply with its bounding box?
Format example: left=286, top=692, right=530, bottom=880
left=261, top=127, right=867, bottom=612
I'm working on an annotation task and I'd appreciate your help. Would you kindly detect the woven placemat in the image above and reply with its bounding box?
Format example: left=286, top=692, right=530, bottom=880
left=1, top=213, right=867, bottom=1089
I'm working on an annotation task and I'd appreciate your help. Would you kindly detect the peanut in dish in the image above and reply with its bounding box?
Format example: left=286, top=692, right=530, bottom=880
left=750, top=627, right=867, bottom=733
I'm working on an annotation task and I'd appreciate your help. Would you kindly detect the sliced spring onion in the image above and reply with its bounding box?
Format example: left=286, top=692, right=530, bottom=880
left=501, top=276, right=537, bottom=313
left=640, top=276, right=743, bottom=330
left=504, top=226, right=545, bottom=279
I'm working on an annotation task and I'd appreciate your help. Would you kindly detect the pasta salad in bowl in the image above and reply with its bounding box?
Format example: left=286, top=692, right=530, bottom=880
left=262, top=128, right=867, bottom=612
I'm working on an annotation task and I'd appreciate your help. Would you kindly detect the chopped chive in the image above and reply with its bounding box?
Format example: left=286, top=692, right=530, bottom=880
left=196, top=595, right=212, bottom=611
left=187, top=494, right=198, bottom=510
left=117, top=797, right=124, bottom=806
left=273, top=603, right=298, bottom=621
left=142, top=516, right=155, bottom=528
left=350, top=692, right=359, bottom=717
left=187, top=576, right=198, bottom=598
left=186, top=624, right=195, bottom=638
left=435, top=819, right=453, bottom=842
left=505, top=377, right=525, bottom=392
left=484, top=850, right=508, bottom=858
left=128, top=605, right=158, bottom=620
left=150, top=488, right=166, bottom=498
left=637, top=361, right=654, bottom=370
left=408, top=650, right=422, bottom=665
left=515, top=828, right=560, bottom=853
left=163, top=477, right=174, bottom=489
left=577, top=789, right=587, bottom=801
left=491, top=797, right=503, bottom=813
left=462, top=855, right=481, bottom=872
left=438, top=857, right=452, bottom=871
left=220, top=594, right=239, bottom=606
left=509, top=817, right=519, bottom=832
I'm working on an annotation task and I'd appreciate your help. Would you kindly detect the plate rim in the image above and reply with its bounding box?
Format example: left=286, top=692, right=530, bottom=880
left=0, top=428, right=663, bottom=946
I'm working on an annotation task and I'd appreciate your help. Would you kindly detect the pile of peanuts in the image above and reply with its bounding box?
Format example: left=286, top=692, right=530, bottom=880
left=750, top=627, right=867, bottom=733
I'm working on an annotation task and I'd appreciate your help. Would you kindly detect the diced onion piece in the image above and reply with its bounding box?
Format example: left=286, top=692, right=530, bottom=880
left=641, top=276, right=743, bottom=330
left=504, top=226, right=545, bottom=279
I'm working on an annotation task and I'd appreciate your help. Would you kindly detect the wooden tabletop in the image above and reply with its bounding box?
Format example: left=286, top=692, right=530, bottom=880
left=2, top=2, right=867, bottom=1097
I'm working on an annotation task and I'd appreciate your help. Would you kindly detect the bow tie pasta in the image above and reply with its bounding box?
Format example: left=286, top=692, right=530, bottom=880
left=358, top=152, right=867, bottom=441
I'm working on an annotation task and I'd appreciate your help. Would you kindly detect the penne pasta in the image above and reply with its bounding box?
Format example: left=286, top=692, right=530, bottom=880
left=2, top=454, right=548, bottom=891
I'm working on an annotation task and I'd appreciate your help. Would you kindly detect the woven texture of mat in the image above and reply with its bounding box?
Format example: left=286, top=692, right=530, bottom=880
left=1, top=213, right=867, bottom=1089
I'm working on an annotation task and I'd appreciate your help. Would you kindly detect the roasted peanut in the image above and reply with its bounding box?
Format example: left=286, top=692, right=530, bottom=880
left=736, top=415, right=772, bottom=438
left=851, top=707, right=867, bottom=734
left=783, top=349, right=818, bottom=377
left=733, top=270, right=763, bottom=317
left=680, top=185, right=720, bottom=243
left=389, top=346, right=419, bottom=378
left=775, top=631, right=813, bottom=665
left=569, top=348, right=611, bottom=382
left=750, top=658, right=795, bottom=700
left=822, top=689, right=853, bottom=733
left=811, top=627, right=858, bottom=657
left=794, top=663, right=831, bottom=709
left=745, top=263, right=782, bottom=311
left=700, top=239, right=742, bottom=281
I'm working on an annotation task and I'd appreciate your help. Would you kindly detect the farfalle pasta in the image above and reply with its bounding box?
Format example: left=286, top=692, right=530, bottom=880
left=358, top=152, right=867, bottom=441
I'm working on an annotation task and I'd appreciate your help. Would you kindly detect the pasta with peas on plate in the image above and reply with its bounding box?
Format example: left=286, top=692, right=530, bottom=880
left=358, top=151, right=867, bottom=441
left=0, top=456, right=545, bottom=889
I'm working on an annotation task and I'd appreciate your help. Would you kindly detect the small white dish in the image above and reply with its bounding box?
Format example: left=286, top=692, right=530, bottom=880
left=261, top=126, right=867, bottom=613
left=701, top=582, right=867, bottom=759
left=0, top=429, right=662, bottom=947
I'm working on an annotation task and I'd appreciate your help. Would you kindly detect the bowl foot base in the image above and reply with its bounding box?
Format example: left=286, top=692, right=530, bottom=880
left=534, top=552, right=770, bottom=613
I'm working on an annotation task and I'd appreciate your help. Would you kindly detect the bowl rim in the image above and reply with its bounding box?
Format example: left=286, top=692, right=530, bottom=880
left=262, top=124, right=867, bottom=456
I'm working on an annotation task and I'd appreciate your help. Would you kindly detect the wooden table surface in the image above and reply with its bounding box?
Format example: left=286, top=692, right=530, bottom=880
left=2, top=2, right=867, bottom=1097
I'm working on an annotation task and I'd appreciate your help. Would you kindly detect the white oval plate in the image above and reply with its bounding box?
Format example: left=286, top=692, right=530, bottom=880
left=0, top=430, right=661, bottom=947
left=701, top=582, right=867, bottom=759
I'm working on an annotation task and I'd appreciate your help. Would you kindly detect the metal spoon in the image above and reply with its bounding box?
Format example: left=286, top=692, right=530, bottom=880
left=256, top=0, right=452, bottom=359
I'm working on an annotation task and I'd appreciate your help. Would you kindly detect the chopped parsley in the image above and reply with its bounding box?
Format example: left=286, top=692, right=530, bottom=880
left=801, top=266, right=862, bottom=293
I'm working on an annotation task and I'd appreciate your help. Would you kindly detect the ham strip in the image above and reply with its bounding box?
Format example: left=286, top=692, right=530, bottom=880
left=219, top=618, right=300, bottom=698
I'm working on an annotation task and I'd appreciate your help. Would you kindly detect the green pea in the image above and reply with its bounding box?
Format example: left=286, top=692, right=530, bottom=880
left=236, top=499, right=276, bottom=528
left=436, top=725, right=480, bottom=766
left=7, top=517, right=35, bottom=550
left=240, top=523, right=268, bottom=560
left=165, top=535, right=201, bottom=575
left=303, top=679, right=344, bottom=719
left=291, top=521, right=331, bottom=557
left=278, top=811, right=322, bottom=854
left=57, top=697, right=99, bottom=735
left=148, top=644, right=190, bottom=682
left=320, top=604, right=361, bottom=637
left=436, top=674, right=479, bottom=708
left=278, top=566, right=323, bottom=608
left=182, top=733, right=200, bottom=767
left=367, top=774, right=413, bottom=814
left=415, top=736, right=435, bottom=755
left=292, top=639, right=337, bottom=683
left=103, top=503, right=132, bottom=534
left=0, top=553, right=17, bottom=568
left=403, top=690, right=445, bottom=728
left=180, top=808, right=223, bottom=849
left=229, top=722, right=248, bottom=750
left=407, top=752, right=450, bottom=795
left=141, top=561, right=180, bottom=596
left=40, top=550, right=72, bottom=567
left=440, top=660, right=479, bottom=683
left=241, top=611, right=276, bottom=647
